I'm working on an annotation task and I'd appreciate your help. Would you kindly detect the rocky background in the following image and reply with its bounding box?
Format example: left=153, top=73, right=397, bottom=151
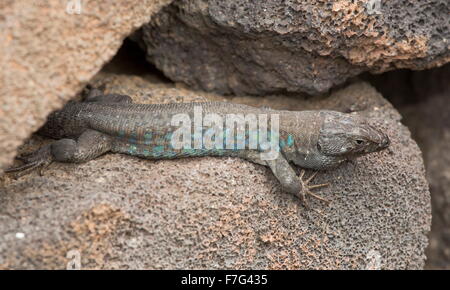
left=367, top=65, right=450, bottom=269
left=0, top=0, right=449, bottom=269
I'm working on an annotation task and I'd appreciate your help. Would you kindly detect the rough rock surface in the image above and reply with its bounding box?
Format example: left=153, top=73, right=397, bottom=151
left=139, top=0, right=450, bottom=96
left=0, top=0, right=173, bottom=171
left=0, top=75, right=430, bottom=269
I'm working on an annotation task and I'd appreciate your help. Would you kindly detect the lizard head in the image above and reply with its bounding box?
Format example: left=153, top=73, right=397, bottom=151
left=317, top=112, right=390, bottom=158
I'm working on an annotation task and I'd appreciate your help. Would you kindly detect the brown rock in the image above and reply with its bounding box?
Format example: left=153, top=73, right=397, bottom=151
left=139, top=0, right=449, bottom=95
left=0, top=0, right=174, bottom=171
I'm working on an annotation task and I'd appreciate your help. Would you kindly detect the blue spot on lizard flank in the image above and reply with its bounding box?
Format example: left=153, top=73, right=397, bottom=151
left=128, top=144, right=137, bottom=154
left=182, top=148, right=196, bottom=155
left=165, top=132, right=173, bottom=141
left=153, top=145, right=165, bottom=153
left=144, top=132, right=153, bottom=145
left=164, top=151, right=177, bottom=158
left=287, top=134, right=294, bottom=147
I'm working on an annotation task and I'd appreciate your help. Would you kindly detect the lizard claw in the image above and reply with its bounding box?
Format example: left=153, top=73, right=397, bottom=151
left=298, top=170, right=330, bottom=208
left=5, top=145, right=54, bottom=177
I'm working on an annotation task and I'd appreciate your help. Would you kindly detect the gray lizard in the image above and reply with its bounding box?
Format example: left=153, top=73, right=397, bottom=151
left=6, top=88, right=390, bottom=206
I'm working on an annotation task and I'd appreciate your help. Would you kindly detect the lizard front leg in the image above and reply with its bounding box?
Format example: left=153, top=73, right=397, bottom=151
left=6, top=129, right=113, bottom=177
left=239, top=151, right=329, bottom=206
left=266, top=157, right=330, bottom=207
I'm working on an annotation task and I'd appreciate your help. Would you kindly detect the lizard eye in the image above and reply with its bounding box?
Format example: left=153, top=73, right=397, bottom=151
left=355, top=139, right=365, bottom=145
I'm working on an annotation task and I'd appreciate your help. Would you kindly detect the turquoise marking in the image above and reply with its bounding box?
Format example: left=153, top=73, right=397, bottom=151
left=164, top=132, right=174, bottom=149
left=280, top=139, right=286, bottom=148
left=287, top=134, right=294, bottom=147
left=164, top=151, right=177, bottom=158
left=182, top=148, right=197, bottom=155
left=144, top=132, right=153, bottom=145
left=118, top=130, right=125, bottom=138
left=143, top=149, right=151, bottom=157
left=128, top=144, right=137, bottom=154
left=153, top=145, right=165, bottom=153
left=165, top=132, right=173, bottom=141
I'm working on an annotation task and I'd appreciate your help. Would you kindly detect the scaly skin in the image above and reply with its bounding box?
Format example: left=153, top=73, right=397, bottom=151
left=6, top=89, right=390, bottom=206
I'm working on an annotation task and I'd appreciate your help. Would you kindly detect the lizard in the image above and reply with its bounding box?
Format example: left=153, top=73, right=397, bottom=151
left=5, top=87, right=390, bottom=207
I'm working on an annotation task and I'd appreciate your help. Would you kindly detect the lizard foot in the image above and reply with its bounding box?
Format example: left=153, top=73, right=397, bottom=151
left=298, top=170, right=330, bottom=208
left=4, top=145, right=54, bottom=178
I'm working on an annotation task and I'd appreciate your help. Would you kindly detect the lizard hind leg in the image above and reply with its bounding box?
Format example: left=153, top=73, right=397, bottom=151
left=5, top=144, right=54, bottom=178
left=5, top=129, right=113, bottom=178
left=298, top=170, right=330, bottom=206
left=83, top=85, right=133, bottom=104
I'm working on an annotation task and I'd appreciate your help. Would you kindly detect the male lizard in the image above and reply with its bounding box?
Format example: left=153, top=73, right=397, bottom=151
left=6, top=88, right=390, bottom=206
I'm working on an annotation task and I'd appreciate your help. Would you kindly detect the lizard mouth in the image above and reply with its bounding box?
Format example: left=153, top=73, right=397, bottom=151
left=380, top=135, right=390, bottom=149
left=369, top=133, right=390, bottom=153
left=372, top=125, right=390, bottom=150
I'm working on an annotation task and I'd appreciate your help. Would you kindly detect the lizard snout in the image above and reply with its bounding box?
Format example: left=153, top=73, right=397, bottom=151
left=380, top=134, right=390, bottom=148
left=374, top=127, right=390, bottom=150
left=365, top=123, right=390, bottom=151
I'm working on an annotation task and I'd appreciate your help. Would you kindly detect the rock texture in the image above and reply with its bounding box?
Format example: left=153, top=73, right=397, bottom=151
left=0, top=75, right=431, bottom=269
left=139, top=0, right=450, bottom=95
left=0, top=0, right=174, bottom=171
